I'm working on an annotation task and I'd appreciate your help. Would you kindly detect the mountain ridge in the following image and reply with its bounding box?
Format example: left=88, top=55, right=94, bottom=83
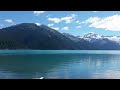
left=0, top=23, right=78, bottom=49
left=63, top=32, right=120, bottom=50
left=0, top=23, right=120, bottom=50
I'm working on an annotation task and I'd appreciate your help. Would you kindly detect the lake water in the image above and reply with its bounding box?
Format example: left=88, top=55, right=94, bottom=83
left=0, top=50, right=120, bottom=79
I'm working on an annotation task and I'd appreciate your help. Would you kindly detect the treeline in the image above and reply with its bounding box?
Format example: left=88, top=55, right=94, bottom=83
left=0, top=40, right=28, bottom=49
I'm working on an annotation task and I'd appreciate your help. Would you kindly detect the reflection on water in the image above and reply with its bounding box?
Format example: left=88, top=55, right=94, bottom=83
left=0, top=50, right=120, bottom=79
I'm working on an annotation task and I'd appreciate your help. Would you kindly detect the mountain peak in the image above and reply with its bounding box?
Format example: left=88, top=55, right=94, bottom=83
left=84, top=32, right=99, bottom=37
left=0, top=23, right=77, bottom=50
left=40, top=24, right=52, bottom=30
left=83, top=32, right=102, bottom=42
left=15, top=23, right=37, bottom=26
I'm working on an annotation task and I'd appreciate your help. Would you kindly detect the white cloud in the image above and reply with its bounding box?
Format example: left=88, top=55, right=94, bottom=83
left=48, top=23, right=54, bottom=27
left=62, top=27, right=69, bottom=30
left=61, top=14, right=77, bottom=23
left=46, top=15, right=51, bottom=17
left=83, top=15, right=120, bottom=31
left=52, top=27, right=59, bottom=30
left=93, top=11, right=99, bottom=12
left=76, top=26, right=81, bottom=28
left=75, top=20, right=81, bottom=24
left=75, top=20, right=80, bottom=23
left=83, top=17, right=100, bottom=23
left=48, top=18, right=61, bottom=23
left=35, top=23, right=41, bottom=26
left=4, top=19, right=13, bottom=23
left=48, top=14, right=77, bottom=24
left=33, top=11, right=45, bottom=16
left=4, top=19, right=15, bottom=25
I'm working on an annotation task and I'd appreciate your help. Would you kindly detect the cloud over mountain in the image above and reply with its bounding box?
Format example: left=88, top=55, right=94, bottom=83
left=83, top=15, right=120, bottom=31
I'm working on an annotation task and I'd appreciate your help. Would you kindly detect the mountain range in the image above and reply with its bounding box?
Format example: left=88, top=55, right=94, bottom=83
left=0, top=23, right=120, bottom=50
left=63, top=32, right=120, bottom=50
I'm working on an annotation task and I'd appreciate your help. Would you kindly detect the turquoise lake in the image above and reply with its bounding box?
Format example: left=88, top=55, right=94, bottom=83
left=0, top=50, right=120, bottom=79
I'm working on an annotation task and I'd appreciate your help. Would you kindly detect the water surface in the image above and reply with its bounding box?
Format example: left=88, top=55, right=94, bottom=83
left=0, top=50, right=120, bottom=79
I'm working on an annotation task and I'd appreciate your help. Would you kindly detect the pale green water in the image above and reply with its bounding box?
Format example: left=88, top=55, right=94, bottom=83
left=0, top=50, right=120, bottom=79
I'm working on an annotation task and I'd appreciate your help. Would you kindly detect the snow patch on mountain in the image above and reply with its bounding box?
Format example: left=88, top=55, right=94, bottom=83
left=82, top=32, right=102, bottom=42
left=104, top=36, right=120, bottom=44
left=76, top=32, right=120, bottom=44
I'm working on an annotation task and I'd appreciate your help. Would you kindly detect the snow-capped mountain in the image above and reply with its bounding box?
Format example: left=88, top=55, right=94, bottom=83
left=1, top=23, right=120, bottom=50
left=63, top=32, right=120, bottom=44
left=64, top=32, right=120, bottom=50
left=78, top=32, right=120, bottom=44
left=82, top=32, right=102, bottom=42
left=104, top=36, right=120, bottom=44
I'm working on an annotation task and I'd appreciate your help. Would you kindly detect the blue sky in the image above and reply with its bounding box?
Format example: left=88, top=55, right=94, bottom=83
left=0, top=11, right=120, bottom=36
